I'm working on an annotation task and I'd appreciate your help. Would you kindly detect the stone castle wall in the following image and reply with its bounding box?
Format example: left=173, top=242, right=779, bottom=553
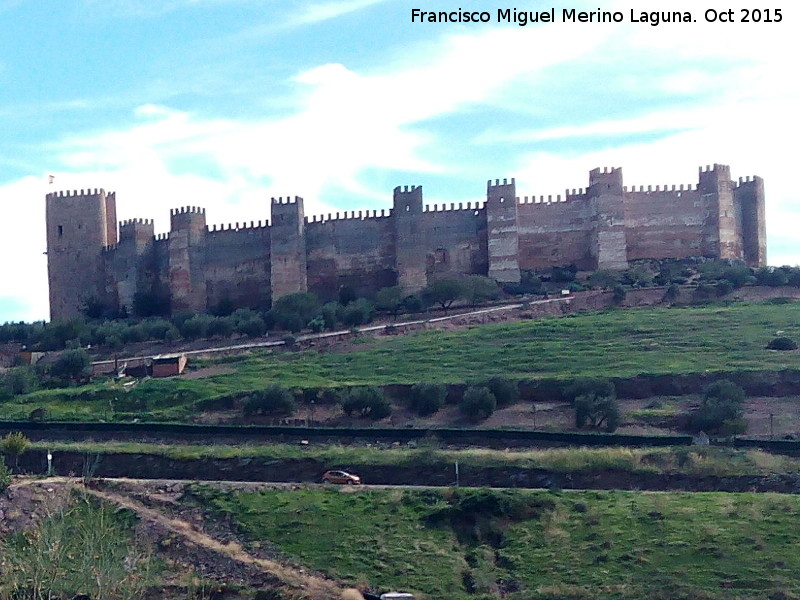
left=45, top=163, right=767, bottom=320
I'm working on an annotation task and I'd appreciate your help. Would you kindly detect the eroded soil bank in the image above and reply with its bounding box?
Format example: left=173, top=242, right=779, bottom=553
left=12, top=449, right=800, bottom=493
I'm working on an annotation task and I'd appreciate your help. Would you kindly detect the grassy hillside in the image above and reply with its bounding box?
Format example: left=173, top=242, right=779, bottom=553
left=1, top=301, right=798, bottom=422
left=191, top=486, right=800, bottom=600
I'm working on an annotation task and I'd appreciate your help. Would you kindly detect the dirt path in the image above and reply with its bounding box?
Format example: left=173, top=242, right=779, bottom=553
left=5, top=477, right=343, bottom=600
left=82, top=485, right=342, bottom=599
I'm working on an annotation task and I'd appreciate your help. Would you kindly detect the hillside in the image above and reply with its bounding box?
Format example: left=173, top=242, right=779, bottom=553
left=1, top=301, right=798, bottom=430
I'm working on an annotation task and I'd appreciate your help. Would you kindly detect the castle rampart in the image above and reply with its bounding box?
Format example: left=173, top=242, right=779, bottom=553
left=45, top=163, right=767, bottom=320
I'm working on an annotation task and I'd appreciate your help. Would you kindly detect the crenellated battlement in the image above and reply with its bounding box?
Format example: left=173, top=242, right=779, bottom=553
left=120, top=218, right=154, bottom=227
left=487, top=177, right=515, bottom=189
left=170, top=206, right=206, bottom=216
left=625, top=183, right=698, bottom=193
left=271, top=196, right=302, bottom=205
left=45, top=161, right=767, bottom=321
left=735, top=175, right=762, bottom=188
left=208, top=220, right=270, bottom=232
left=46, top=188, right=106, bottom=200
left=423, top=201, right=484, bottom=213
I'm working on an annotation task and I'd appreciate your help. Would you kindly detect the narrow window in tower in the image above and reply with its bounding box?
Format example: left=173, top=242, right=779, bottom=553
left=406, top=205, right=410, bottom=212
left=58, top=225, right=63, bottom=237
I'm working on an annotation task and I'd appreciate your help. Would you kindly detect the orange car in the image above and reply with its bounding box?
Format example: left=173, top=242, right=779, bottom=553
left=321, top=470, right=362, bottom=485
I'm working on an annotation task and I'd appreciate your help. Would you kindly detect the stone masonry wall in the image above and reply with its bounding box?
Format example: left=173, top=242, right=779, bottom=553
left=45, top=164, right=767, bottom=320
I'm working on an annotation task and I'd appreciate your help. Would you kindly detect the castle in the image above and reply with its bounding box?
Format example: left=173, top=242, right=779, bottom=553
left=45, top=163, right=766, bottom=321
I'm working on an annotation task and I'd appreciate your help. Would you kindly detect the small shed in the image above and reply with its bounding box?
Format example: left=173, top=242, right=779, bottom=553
left=151, top=353, right=188, bottom=378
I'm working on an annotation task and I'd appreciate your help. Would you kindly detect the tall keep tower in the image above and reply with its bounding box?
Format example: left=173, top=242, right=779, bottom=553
left=392, top=185, right=426, bottom=292
left=485, top=178, right=521, bottom=283
left=46, top=188, right=117, bottom=321
left=270, top=196, right=307, bottom=300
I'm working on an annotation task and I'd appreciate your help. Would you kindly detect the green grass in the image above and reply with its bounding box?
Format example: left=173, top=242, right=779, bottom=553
left=3, top=301, right=799, bottom=422
left=27, top=441, right=800, bottom=477
left=190, top=486, right=800, bottom=599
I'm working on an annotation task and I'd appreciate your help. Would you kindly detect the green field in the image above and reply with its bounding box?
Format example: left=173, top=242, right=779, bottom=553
left=190, top=485, right=800, bottom=599
left=2, top=301, right=798, bottom=422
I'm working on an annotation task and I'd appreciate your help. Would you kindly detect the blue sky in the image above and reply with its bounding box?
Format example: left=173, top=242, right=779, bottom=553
left=0, top=0, right=797, bottom=322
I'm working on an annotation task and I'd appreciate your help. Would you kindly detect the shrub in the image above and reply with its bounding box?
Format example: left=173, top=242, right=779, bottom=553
left=341, top=387, right=391, bottom=419
left=402, top=294, right=423, bottom=313
left=307, top=316, right=325, bottom=333
left=482, top=376, right=519, bottom=408
left=460, top=386, right=496, bottom=420
left=422, top=278, right=466, bottom=310
left=0, top=457, right=10, bottom=492
left=320, top=303, right=339, bottom=330
left=663, top=283, right=680, bottom=302
left=0, top=366, right=38, bottom=396
left=409, top=383, right=446, bottom=416
left=242, top=387, right=297, bottom=417
left=463, top=275, right=500, bottom=306
left=587, top=270, right=619, bottom=290
left=272, top=292, right=321, bottom=330
left=688, top=380, right=746, bottom=434
left=612, top=285, right=626, bottom=305
left=375, top=286, right=404, bottom=317
left=236, top=316, right=267, bottom=337
left=206, top=316, right=235, bottom=338
left=50, top=348, right=91, bottom=380
left=179, top=314, right=214, bottom=339
left=0, top=432, right=30, bottom=467
left=574, top=393, right=621, bottom=432
left=767, top=337, right=798, bottom=351
left=340, top=299, right=375, bottom=327
left=28, top=407, right=49, bottom=421
left=566, top=378, right=620, bottom=432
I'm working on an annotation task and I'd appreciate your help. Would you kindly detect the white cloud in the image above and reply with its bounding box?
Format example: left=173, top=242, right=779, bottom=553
left=2, top=4, right=798, bottom=321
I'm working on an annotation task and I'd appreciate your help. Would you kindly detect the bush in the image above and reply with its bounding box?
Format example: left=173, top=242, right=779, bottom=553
left=409, top=383, right=446, bottom=416
left=566, top=378, right=620, bottom=432
left=767, top=337, right=798, bottom=351
left=0, top=457, right=10, bottom=492
left=612, top=285, right=626, bottom=305
left=574, top=393, right=621, bottom=432
left=0, top=432, right=30, bottom=467
left=272, top=292, right=321, bottom=331
left=179, top=314, right=214, bottom=340
left=463, top=275, right=500, bottom=306
left=236, top=316, right=267, bottom=337
left=242, top=387, right=297, bottom=417
left=341, top=387, right=391, bottom=419
left=375, top=286, right=404, bottom=317
left=688, top=380, right=746, bottom=434
left=587, top=270, right=619, bottom=290
left=422, top=279, right=465, bottom=310
left=482, top=376, right=519, bottom=408
left=50, top=348, right=91, bottom=380
left=340, top=299, right=375, bottom=327
left=460, top=386, right=496, bottom=420
left=0, top=366, right=38, bottom=396
left=663, top=283, right=680, bottom=302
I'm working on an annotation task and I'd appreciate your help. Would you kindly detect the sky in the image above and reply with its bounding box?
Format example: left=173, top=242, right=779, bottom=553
left=0, top=0, right=797, bottom=322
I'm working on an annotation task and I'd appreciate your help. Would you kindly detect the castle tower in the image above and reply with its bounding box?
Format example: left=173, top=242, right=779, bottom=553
left=699, top=164, right=740, bottom=260
left=168, top=206, right=207, bottom=313
left=45, top=188, right=117, bottom=321
left=485, top=178, right=521, bottom=283
left=734, top=176, right=767, bottom=267
left=392, top=185, right=426, bottom=292
left=114, top=218, right=156, bottom=311
left=588, top=167, right=628, bottom=270
left=270, top=196, right=307, bottom=301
